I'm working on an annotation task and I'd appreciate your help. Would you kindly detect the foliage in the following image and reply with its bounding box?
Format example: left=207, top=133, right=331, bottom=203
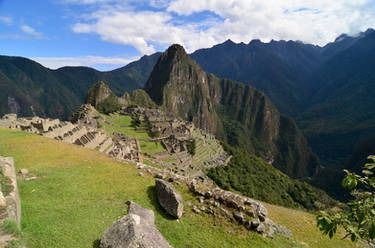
left=96, top=96, right=121, bottom=114
left=317, top=155, right=375, bottom=245
left=130, top=112, right=141, bottom=129
left=208, top=143, right=337, bottom=210
left=187, top=139, right=196, bottom=156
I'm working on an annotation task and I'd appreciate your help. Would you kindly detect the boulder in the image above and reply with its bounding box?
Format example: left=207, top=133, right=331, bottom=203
left=256, top=204, right=267, bottom=222
left=155, top=179, right=183, bottom=218
left=100, top=201, right=172, bottom=248
left=256, top=223, right=266, bottom=234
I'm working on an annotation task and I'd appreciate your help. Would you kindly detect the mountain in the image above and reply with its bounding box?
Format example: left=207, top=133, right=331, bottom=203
left=145, top=44, right=319, bottom=179
left=297, top=30, right=375, bottom=168
left=0, top=56, right=81, bottom=119
left=0, top=53, right=160, bottom=120
left=190, top=39, right=323, bottom=116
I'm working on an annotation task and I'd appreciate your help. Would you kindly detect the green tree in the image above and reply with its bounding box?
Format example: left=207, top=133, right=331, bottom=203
left=131, top=113, right=141, bottom=130
left=317, top=155, right=375, bottom=246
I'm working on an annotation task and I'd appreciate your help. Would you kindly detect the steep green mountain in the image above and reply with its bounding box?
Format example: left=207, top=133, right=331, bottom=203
left=208, top=143, right=336, bottom=210
left=145, top=44, right=319, bottom=179
left=190, top=39, right=323, bottom=116
left=297, top=30, right=375, bottom=168
left=85, top=81, right=121, bottom=114
left=0, top=53, right=160, bottom=120
left=0, top=56, right=80, bottom=119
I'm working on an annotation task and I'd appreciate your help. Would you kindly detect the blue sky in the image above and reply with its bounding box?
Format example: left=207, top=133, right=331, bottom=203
left=1, top=0, right=374, bottom=71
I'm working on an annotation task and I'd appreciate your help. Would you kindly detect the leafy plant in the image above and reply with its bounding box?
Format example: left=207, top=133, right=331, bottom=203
left=317, top=155, right=375, bottom=246
left=187, top=139, right=196, bottom=156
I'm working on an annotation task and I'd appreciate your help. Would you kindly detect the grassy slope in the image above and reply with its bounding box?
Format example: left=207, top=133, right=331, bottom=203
left=102, top=115, right=150, bottom=140
left=0, top=128, right=303, bottom=248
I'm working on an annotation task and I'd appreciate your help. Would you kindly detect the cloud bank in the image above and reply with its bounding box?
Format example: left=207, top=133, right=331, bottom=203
left=70, top=0, right=375, bottom=54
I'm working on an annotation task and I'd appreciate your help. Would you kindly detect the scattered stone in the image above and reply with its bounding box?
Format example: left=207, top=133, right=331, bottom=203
left=256, top=204, right=267, bottom=222
left=192, top=206, right=200, bottom=214
left=200, top=206, right=206, bottom=212
left=155, top=179, right=183, bottom=218
left=265, top=218, right=292, bottom=237
left=155, top=173, right=165, bottom=179
left=168, top=176, right=175, bottom=182
left=137, top=172, right=144, bottom=177
left=186, top=201, right=192, bottom=207
left=233, top=212, right=245, bottom=224
left=204, top=190, right=213, bottom=198
left=19, top=168, right=29, bottom=175
left=100, top=201, right=172, bottom=248
left=256, top=223, right=266, bottom=234
left=198, top=196, right=204, bottom=204
left=251, top=219, right=260, bottom=229
left=24, top=176, right=37, bottom=181
left=245, top=209, right=255, bottom=217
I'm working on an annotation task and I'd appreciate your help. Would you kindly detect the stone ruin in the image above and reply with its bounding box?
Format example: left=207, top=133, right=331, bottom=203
left=122, top=106, right=227, bottom=172
left=0, top=113, right=141, bottom=164
left=0, top=156, right=21, bottom=246
left=109, top=133, right=143, bottom=163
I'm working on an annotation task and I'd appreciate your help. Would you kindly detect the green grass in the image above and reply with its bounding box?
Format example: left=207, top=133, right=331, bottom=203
left=143, top=158, right=162, bottom=169
left=140, top=140, right=166, bottom=155
left=101, top=115, right=150, bottom=139
left=0, top=127, right=303, bottom=248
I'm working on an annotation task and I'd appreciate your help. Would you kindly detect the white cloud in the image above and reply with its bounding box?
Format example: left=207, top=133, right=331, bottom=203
left=72, top=10, right=216, bottom=54
left=0, top=16, right=12, bottom=24
left=32, top=55, right=138, bottom=70
left=21, top=25, right=43, bottom=38
left=70, top=0, right=375, bottom=54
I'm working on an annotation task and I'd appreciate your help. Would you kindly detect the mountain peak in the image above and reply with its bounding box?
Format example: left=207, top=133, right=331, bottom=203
left=165, top=44, right=188, bottom=59
left=85, top=81, right=121, bottom=113
left=144, top=44, right=197, bottom=105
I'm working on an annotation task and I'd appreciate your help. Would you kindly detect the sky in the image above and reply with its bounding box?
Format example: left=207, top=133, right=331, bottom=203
left=0, top=0, right=375, bottom=71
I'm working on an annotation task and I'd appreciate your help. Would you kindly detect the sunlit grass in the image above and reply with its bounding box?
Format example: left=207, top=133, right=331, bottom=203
left=101, top=115, right=150, bottom=139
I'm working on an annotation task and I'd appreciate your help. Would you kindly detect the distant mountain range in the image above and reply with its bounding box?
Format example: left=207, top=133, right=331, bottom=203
left=0, top=53, right=160, bottom=119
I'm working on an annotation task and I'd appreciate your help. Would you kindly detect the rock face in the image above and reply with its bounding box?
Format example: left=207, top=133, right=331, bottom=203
left=100, top=201, right=172, bottom=248
left=144, top=44, right=319, bottom=179
left=155, top=179, right=183, bottom=218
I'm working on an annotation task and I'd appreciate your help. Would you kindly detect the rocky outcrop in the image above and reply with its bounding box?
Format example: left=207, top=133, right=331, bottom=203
left=100, top=201, right=172, bottom=248
left=155, top=179, right=183, bottom=218
left=133, top=161, right=291, bottom=238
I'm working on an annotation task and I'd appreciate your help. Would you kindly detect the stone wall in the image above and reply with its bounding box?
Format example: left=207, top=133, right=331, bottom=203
left=0, top=156, right=21, bottom=227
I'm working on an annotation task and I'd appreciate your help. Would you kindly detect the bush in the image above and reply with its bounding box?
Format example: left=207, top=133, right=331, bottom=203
left=97, top=96, right=121, bottom=114
left=187, top=139, right=196, bottom=156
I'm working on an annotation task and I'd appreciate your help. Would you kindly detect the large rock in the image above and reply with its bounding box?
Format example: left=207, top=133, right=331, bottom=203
left=100, top=201, right=172, bottom=248
left=155, top=179, right=183, bottom=218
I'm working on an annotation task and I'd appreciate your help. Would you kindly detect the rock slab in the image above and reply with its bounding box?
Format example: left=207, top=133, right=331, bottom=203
left=100, top=201, right=172, bottom=248
left=155, top=179, right=183, bottom=218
